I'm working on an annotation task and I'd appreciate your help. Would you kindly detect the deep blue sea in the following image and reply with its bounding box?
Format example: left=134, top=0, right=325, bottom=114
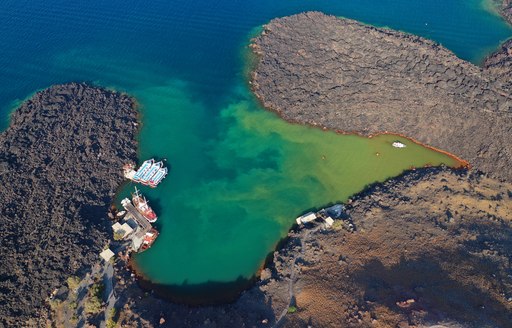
left=0, top=0, right=510, bottom=127
left=0, top=0, right=510, bottom=297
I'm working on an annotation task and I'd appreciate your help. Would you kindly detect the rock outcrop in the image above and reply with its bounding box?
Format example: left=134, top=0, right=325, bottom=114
left=0, top=83, right=138, bottom=326
left=250, top=12, right=512, bottom=180
left=501, top=0, right=512, bottom=25
left=268, top=168, right=512, bottom=327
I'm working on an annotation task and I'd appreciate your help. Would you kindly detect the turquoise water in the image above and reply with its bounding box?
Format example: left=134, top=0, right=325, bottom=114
left=0, top=0, right=510, bottom=300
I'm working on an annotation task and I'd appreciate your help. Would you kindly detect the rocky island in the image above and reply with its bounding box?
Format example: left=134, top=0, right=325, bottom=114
left=250, top=12, right=512, bottom=181
left=0, top=83, right=138, bottom=326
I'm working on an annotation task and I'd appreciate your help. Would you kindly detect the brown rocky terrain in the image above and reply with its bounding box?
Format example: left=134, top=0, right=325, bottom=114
left=278, top=168, right=512, bottom=327
left=109, top=168, right=512, bottom=328
left=500, top=0, right=512, bottom=25
left=250, top=12, right=512, bottom=181
left=484, top=38, right=512, bottom=91
left=0, top=83, right=138, bottom=326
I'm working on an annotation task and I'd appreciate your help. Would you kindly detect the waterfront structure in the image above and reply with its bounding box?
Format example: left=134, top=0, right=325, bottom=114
left=120, top=197, right=159, bottom=252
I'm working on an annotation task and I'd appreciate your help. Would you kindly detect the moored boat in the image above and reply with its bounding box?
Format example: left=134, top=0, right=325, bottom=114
left=140, top=228, right=159, bottom=251
left=148, top=167, right=168, bottom=188
left=132, top=187, right=157, bottom=223
left=392, top=141, right=406, bottom=148
left=124, top=158, right=168, bottom=187
left=133, top=159, right=154, bottom=181
left=140, top=161, right=163, bottom=183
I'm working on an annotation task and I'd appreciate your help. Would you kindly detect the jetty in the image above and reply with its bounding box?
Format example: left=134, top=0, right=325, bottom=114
left=117, top=198, right=159, bottom=252
left=121, top=198, right=151, bottom=232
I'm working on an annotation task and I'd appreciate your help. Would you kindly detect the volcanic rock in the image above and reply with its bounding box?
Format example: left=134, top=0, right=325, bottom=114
left=0, top=83, right=138, bottom=326
left=250, top=12, right=512, bottom=180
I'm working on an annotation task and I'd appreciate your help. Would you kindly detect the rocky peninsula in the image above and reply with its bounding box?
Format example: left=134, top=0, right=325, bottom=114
left=250, top=12, right=512, bottom=181
left=0, top=83, right=138, bottom=326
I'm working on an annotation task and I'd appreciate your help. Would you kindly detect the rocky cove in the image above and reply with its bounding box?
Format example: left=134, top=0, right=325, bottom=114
left=0, top=9, right=512, bottom=328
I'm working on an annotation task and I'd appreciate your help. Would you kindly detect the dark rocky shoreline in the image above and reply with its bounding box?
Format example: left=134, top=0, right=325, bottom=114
left=0, top=83, right=138, bottom=326
left=250, top=12, right=512, bottom=181
left=2, top=8, right=512, bottom=328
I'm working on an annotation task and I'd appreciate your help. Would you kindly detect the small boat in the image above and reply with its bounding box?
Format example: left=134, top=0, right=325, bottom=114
left=133, top=159, right=154, bottom=181
left=115, top=210, right=127, bottom=218
left=140, top=161, right=163, bottom=183
left=392, top=141, right=406, bottom=148
left=148, top=167, right=168, bottom=188
left=140, top=228, right=159, bottom=251
left=132, top=187, right=157, bottom=223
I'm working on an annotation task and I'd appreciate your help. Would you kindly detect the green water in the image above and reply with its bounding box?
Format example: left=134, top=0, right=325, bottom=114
left=0, top=0, right=509, bottom=299
left=132, top=81, right=460, bottom=287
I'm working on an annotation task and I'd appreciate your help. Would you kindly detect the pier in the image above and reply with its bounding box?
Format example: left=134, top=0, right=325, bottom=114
left=121, top=199, right=151, bottom=233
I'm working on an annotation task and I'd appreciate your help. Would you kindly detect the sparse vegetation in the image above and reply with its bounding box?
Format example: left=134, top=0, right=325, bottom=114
left=113, top=231, right=125, bottom=241
left=331, top=220, right=344, bottom=231
left=84, top=281, right=105, bottom=314
left=106, top=308, right=118, bottom=328
left=48, top=298, right=62, bottom=312
left=67, top=276, right=81, bottom=292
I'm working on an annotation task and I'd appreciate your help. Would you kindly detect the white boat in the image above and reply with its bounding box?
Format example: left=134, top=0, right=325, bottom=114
left=124, top=158, right=168, bottom=187
left=148, top=167, right=168, bottom=188
left=140, top=161, right=163, bottom=182
left=392, top=141, right=406, bottom=148
left=133, top=159, right=154, bottom=181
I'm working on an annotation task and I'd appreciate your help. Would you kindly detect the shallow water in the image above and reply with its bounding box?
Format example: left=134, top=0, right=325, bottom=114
left=0, top=0, right=510, bottom=298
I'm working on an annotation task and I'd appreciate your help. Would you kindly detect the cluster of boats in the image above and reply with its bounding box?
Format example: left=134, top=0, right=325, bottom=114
left=120, top=158, right=169, bottom=252
left=123, top=158, right=168, bottom=188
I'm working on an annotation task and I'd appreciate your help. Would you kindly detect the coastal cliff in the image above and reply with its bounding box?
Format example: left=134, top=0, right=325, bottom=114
left=0, top=83, right=138, bottom=326
left=250, top=12, right=512, bottom=181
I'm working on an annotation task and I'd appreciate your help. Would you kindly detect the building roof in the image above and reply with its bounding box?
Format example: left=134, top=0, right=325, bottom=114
left=112, top=222, right=123, bottom=231
left=296, top=212, right=317, bottom=225
left=112, top=222, right=134, bottom=239
left=120, top=223, right=134, bottom=236
left=324, top=216, right=334, bottom=228
left=100, top=248, right=115, bottom=262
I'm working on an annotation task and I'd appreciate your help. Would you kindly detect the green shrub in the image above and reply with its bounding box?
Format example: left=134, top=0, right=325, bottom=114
left=69, top=300, right=78, bottom=310
left=287, top=306, right=297, bottom=314
left=84, top=281, right=105, bottom=314
left=67, top=276, right=81, bottom=291
left=113, top=231, right=125, bottom=241
left=105, top=318, right=116, bottom=328
left=84, top=297, right=102, bottom=314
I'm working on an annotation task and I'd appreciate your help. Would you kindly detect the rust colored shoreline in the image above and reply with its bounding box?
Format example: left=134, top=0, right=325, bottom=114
left=248, top=83, right=470, bottom=170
